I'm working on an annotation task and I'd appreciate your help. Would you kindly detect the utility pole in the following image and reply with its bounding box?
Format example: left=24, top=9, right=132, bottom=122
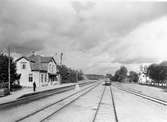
left=8, top=46, right=11, bottom=92
left=75, top=71, right=80, bottom=91
left=60, top=52, right=63, bottom=65
left=76, top=71, right=78, bottom=83
left=59, top=52, right=63, bottom=84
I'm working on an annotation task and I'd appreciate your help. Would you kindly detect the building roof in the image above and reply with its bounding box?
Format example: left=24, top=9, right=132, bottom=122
left=16, top=54, right=57, bottom=72
left=15, top=56, right=31, bottom=62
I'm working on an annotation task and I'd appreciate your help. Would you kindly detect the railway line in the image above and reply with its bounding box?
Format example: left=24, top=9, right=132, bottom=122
left=113, top=84, right=167, bottom=106
left=16, top=81, right=119, bottom=122
left=40, top=83, right=119, bottom=122
left=92, top=85, right=118, bottom=122
left=3, top=81, right=166, bottom=122
left=16, top=82, right=101, bottom=122
left=109, top=86, right=118, bottom=122
left=92, top=86, right=106, bottom=122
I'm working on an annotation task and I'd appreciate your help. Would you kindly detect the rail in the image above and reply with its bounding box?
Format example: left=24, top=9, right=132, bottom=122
left=16, top=82, right=101, bottom=122
left=113, top=85, right=167, bottom=106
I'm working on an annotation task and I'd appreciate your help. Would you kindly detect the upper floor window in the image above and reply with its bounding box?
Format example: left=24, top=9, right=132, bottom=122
left=22, top=64, right=26, bottom=69
left=21, top=62, right=27, bottom=69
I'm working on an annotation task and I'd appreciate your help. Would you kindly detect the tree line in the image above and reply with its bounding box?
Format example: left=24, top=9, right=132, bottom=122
left=107, top=61, right=167, bottom=85
left=57, top=65, right=84, bottom=83
left=0, top=54, right=20, bottom=90
left=107, top=66, right=139, bottom=83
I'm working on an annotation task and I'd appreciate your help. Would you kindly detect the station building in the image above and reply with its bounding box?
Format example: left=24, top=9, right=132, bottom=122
left=15, top=54, right=60, bottom=87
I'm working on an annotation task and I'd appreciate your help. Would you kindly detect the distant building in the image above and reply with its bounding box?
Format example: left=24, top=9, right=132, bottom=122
left=138, top=73, right=146, bottom=84
left=15, top=54, right=59, bottom=87
left=138, top=65, right=151, bottom=84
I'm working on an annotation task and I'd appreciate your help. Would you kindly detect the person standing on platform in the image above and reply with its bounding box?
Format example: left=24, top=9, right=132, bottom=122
left=33, top=81, right=36, bottom=92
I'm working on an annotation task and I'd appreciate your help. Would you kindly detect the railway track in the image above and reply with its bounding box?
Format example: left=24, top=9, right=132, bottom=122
left=109, top=86, right=118, bottom=122
left=16, top=82, right=101, bottom=122
left=113, top=84, right=167, bottom=106
left=92, top=85, right=118, bottom=122
left=92, top=86, right=106, bottom=122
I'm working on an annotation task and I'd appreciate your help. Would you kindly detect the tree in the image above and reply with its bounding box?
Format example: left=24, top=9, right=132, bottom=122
left=57, top=65, right=69, bottom=82
left=78, top=70, right=84, bottom=81
left=147, top=63, right=167, bottom=84
left=113, top=66, right=128, bottom=82
left=129, top=71, right=139, bottom=83
left=0, top=54, right=20, bottom=89
left=57, top=65, right=84, bottom=83
left=113, top=70, right=120, bottom=81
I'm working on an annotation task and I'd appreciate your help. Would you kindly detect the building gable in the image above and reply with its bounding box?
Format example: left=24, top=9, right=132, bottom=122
left=15, top=56, right=29, bottom=62
left=16, top=58, right=32, bottom=73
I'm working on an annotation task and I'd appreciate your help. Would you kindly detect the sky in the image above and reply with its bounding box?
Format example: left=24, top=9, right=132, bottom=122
left=1, top=0, right=167, bottom=74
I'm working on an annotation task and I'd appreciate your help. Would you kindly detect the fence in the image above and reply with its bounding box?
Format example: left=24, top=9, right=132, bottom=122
left=139, top=80, right=167, bottom=88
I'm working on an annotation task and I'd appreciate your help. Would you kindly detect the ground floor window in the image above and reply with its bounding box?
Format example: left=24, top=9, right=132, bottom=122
left=41, top=74, right=44, bottom=83
left=45, top=74, right=47, bottom=82
left=29, top=74, right=33, bottom=82
left=49, top=75, right=57, bottom=82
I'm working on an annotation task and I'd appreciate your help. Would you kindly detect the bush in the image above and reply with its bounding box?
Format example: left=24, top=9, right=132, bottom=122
left=57, top=65, right=84, bottom=83
left=11, top=84, right=22, bottom=91
left=129, top=71, right=139, bottom=83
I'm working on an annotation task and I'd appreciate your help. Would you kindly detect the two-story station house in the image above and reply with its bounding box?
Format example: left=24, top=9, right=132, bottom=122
left=15, top=54, right=59, bottom=87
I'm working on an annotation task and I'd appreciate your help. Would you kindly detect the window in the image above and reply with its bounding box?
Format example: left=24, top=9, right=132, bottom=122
left=45, top=74, right=47, bottom=82
left=41, top=74, right=43, bottom=83
left=52, top=66, right=54, bottom=72
left=22, top=64, right=26, bottom=69
left=29, top=74, right=33, bottom=82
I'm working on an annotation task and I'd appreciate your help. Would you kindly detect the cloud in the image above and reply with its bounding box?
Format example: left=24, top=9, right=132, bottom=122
left=1, top=1, right=167, bottom=52
left=110, top=16, right=167, bottom=64
left=71, top=1, right=95, bottom=14
left=1, top=1, right=167, bottom=74
left=9, top=40, right=44, bottom=54
left=68, top=2, right=167, bottom=51
left=112, top=57, right=159, bottom=65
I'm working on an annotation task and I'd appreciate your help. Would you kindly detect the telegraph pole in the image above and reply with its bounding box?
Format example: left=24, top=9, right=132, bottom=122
left=59, top=52, right=63, bottom=84
left=75, top=71, right=80, bottom=91
left=76, top=71, right=78, bottom=83
left=8, top=46, right=11, bottom=92
left=60, top=52, right=63, bottom=65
